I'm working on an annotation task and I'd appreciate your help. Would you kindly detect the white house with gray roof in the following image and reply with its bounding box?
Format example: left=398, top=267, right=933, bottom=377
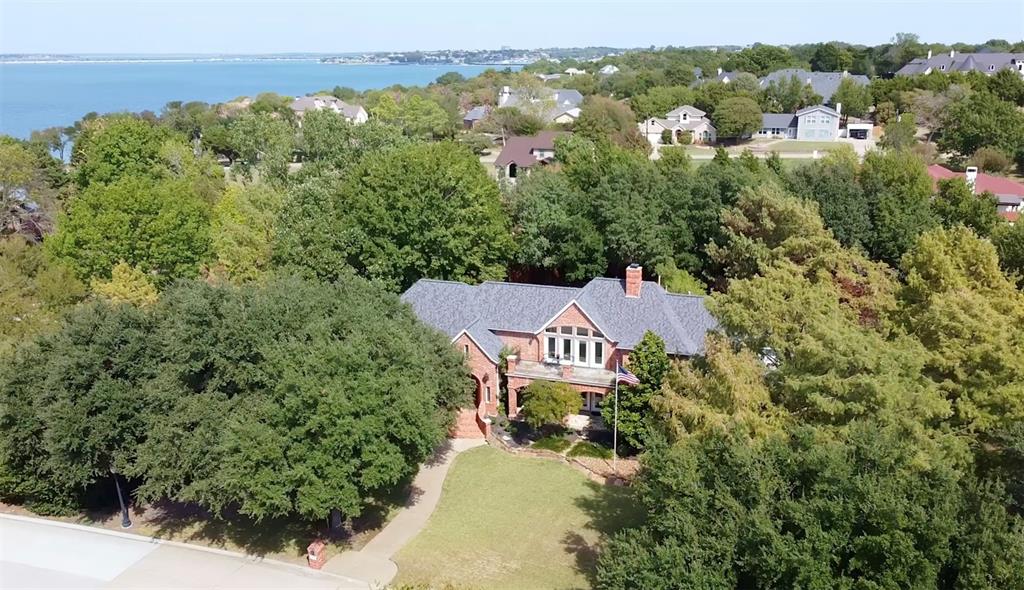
left=897, top=50, right=1024, bottom=77
left=498, top=86, right=584, bottom=124
left=290, top=95, right=368, bottom=125
left=401, top=265, right=717, bottom=437
left=756, top=104, right=841, bottom=141
left=639, top=105, right=717, bottom=146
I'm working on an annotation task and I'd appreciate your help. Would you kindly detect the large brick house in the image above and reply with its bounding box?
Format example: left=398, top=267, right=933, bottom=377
left=401, top=265, right=718, bottom=437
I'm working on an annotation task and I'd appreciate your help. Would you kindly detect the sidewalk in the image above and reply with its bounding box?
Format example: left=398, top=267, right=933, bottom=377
left=323, top=438, right=486, bottom=587
left=0, top=513, right=369, bottom=589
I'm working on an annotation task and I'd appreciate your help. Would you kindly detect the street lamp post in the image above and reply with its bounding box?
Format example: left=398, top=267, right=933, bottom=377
left=112, top=468, right=132, bottom=529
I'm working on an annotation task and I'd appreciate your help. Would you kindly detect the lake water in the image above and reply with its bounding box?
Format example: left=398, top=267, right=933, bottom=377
left=0, top=60, right=510, bottom=138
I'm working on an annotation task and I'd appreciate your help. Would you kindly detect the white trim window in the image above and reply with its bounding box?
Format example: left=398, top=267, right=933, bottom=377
left=544, top=326, right=606, bottom=368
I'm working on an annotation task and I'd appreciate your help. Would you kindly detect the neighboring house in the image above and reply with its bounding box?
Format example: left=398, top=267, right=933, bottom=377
left=290, top=95, right=369, bottom=125
left=928, top=164, right=1024, bottom=223
left=758, top=69, right=870, bottom=105
left=693, top=68, right=743, bottom=86
left=598, top=64, right=620, bottom=76
left=535, top=73, right=563, bottom=82
left=756, top=105, right=841, bottom=141
left=497, top=86, right=584, bottom=123
left=897, top=50, right=1024, bottom=76
left=463, top=105, right=490, bottom=129
left=638, top=104, right=717, bottom=146
left=564, top=67, right=587, bottom=76
left=794, top=104, right=841, bottom=141
left=494, top=131, right=565, bottom=182
left=756, top=113, right=798, bottom=139
left=401, top=265, right=718, bottom=437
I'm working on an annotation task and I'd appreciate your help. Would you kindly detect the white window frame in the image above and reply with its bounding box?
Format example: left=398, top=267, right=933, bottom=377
left=543, top=325, right=607, bottom=368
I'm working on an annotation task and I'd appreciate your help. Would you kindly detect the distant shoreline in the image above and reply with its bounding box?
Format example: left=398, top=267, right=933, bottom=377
left=0, top=58, right=522, bottom=66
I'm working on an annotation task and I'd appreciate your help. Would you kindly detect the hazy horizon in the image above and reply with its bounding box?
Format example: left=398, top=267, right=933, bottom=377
left=2, top=0, right=1021, bottom=55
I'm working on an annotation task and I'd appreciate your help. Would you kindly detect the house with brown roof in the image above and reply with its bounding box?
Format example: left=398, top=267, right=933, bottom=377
left=494, top=131, right=565, bottom=183
left=928, top=165, right=1024, bottom=223
left=401, top=265, right=718, bottom=438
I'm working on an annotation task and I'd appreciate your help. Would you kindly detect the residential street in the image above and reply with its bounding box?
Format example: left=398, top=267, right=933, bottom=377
left=0, top=514, right=369, bottom=589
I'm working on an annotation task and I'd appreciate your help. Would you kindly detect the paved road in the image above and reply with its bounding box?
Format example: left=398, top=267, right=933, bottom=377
left=323, top=438, right=486, bottom=587
left=0, top=514, right=369, bottom=589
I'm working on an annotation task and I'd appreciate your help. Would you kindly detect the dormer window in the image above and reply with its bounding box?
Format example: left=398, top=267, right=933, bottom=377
left=940, top=65, right=945, bottom=70
left=989, top=65, right=995, bottom=71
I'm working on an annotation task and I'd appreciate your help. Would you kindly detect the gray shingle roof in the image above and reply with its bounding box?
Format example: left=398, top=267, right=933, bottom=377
left=759, top=69, right=869, bottom=104
left=401, top=277, right=718, bottom=361
left=666, top=105, right=707, bottom=118
left=897, top=53, right=1024, bottom=76
left=761, top=113, right=798, bottom=129
left=463, top=105, right=490, bottom=122
left=291, top=95, right=365, bottom=119
left=796, top=104, right=839, bottom=117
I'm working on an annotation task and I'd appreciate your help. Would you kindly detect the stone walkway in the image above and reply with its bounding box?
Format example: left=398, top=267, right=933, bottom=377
left=323, top=438, right=486, bottom=587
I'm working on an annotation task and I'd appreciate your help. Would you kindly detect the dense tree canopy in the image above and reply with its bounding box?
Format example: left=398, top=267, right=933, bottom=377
left=46, top=177, right=212, bottom=285
left=0, top=275, right=470, bottom=523
left=276, top=141, right=511, bottom=290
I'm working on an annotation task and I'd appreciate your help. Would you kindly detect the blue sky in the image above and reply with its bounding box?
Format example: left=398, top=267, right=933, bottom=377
left=1, top=0, right=1022, bottom=54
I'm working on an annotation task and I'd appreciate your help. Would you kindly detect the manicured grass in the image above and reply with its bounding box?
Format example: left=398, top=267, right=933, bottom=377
left=768, top=140, right=844, bottom=152
left=393, top=446, right=643, bottom=589
left=567, top=441, right=613, bottom=460
left=532, top=435, right=572, bottom=453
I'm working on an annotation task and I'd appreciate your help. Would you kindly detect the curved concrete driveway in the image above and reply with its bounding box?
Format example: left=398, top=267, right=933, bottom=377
left=0, top=513, right=368, bottom=589
left=323, top=438, right=486, bottom=587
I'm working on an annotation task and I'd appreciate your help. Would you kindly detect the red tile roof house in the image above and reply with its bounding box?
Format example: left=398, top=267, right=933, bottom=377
left=927, top=165, right=1024, bottom=223
left=401, top=265, right=718, bottom=438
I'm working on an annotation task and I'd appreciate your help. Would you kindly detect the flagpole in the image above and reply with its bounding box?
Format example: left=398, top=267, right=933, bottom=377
left=613, top=361, right=619, bottom=476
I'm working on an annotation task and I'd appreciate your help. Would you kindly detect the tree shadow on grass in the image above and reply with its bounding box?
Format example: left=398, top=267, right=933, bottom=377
left=75, top=472, right=418, bottom=559
left=562, top=479, right=647, bottom=586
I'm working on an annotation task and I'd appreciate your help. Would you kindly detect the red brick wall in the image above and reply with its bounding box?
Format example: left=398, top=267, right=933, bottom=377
left=453, top=333, right=501, bottom=416
left=494, top=330, right=539, bottom=362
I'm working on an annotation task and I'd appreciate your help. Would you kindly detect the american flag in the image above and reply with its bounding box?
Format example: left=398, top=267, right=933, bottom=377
left=616, top=365, right=640, bottom=385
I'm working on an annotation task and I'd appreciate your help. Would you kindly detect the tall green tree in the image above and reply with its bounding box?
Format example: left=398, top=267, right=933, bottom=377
left=899, top=226, right=1024, bottom=434
left=0, top=238, right=85, bottom=356
left=860, top=149, right=937, bottom=265
left=601, top=331, right=669, bottom=450
left=931, top=177, right=1002, bottom=237
left=810, top=42, right=854, bottom=71
left=0, top=302, right=155, bottom=514
left=830, top=76, right=872, bottom=116
left=46, top=177, right=212, bottom=285
left=275, top=141, right=511, bottom=290
left=505, top=169, right=607, bottom=282
left=785, top=146, right=871, bottom=248
left=597, top=422, right=1023, bottom=590
left=712, top=97, right=762, bottom=138
left=71, top=116, right=176, bottom=188
left=938, top=91, right=1024, bottom=165
left=575, top=96, right=649, bottom=152
left=130, top=276, right=469, bottom=526
left=210, top=183, right=284, bottom=283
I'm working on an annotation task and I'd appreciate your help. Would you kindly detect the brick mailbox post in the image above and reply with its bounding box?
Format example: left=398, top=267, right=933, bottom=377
left=307, top=539, right=327, bottom=570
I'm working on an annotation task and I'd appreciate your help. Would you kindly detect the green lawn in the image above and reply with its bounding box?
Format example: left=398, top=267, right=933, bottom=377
left=393, top=446, right=643, bottom=589
left=768, top=140, right=844, bottom=152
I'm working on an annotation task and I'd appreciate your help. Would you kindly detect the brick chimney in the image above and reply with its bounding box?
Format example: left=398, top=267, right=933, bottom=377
left=625, top=264, right=643, bottom=298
